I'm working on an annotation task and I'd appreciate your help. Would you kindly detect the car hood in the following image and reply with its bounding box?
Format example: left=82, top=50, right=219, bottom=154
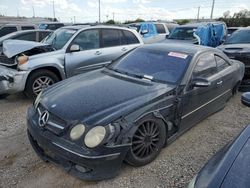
left=163, top=38, right=195, bottom=44
left=217, top=44, right=250, bottom=53
left=3, top=40, right=50, bottom=58
left=40, top=69, right=175, bottom=126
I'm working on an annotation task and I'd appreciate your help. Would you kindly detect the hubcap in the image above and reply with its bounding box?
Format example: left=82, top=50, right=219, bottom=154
left=132, top=121, right=160, bottom=159
left=32, top=76, right=54, bottom=95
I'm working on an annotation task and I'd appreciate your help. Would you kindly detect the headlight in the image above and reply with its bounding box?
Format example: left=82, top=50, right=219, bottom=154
left=34, top=91, right=42, bottom=109
left=70, top=124, right=85, bottom=140
left=17, top=55, right=29, bottom=65
left=84, top=126, right=106, bottom=148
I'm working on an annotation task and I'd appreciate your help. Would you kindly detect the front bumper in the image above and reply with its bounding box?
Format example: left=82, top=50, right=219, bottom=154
left=0, top=65, right=29, bottom=95
left=27, top=107, right=130, bottom=180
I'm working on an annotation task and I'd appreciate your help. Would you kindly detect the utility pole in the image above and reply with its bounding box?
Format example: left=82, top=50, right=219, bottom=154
left=210, top=0, right=215, bottom=20
left=73, top=16, right=76, bottom=23
left=32, top=5, right=35, bottom=18
left=53, top=0, right=56, bottom=21
left=197, top=6, right=200, bottom=21
left=112, top=12, right=114, bottom=21
left=99, top=0, right=101, bottom=23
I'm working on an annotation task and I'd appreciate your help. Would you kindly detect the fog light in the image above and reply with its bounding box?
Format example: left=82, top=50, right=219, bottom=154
left=75, top=165, right=89, bottom=173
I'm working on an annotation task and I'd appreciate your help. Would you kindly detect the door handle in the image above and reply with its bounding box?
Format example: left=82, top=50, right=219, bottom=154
left=217, top=81, right=223, bottom=85
left=121, top=47, right=127, bottom=51
left=94, top=51, right=102, bottom=55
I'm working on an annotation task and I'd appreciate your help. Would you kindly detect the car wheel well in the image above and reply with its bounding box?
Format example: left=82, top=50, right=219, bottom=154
left=28, top=67, right=62, bottom=81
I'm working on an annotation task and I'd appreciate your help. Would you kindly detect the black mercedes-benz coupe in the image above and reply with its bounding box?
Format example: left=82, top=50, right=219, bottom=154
left=27, top=43, right=244, bottom=180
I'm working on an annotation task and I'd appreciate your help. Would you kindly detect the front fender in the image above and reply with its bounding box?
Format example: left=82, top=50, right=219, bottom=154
left=18, top=52, right=66, bottom=79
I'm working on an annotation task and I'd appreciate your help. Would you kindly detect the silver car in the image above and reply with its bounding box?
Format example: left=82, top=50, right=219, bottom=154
left=0, top=25, right=143, bottom=98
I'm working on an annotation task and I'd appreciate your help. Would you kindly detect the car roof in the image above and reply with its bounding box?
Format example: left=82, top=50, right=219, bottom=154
left=61, top=25, right=135, bottom=31
left=1, top=23, right=36, bottom=27
left=177, top=21, right=226, bottom=28
left=39, top=22, right=64, bottom=25
left=9, top=29, right=51, bottom=34
left=139, top=43, right=213, bottom=54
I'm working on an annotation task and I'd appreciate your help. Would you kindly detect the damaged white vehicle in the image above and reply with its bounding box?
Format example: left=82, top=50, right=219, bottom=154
left=0, top=25, right=143, bottom=98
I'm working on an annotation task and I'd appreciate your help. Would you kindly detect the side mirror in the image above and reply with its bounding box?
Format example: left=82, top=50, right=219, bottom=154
left=192, top=78, right=211, bottom=88
left=241, top=92, right=250, bottom=107
left=70, top=44, right=80, bottom=52
left=141, top=29, right=149, bottom=35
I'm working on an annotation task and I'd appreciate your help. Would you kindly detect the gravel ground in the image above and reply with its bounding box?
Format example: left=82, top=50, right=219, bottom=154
left=0, top=93, right=250, bottom=188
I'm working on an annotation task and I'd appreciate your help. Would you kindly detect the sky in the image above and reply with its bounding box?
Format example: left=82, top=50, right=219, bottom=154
left=0, top=0, right=249, bottom=23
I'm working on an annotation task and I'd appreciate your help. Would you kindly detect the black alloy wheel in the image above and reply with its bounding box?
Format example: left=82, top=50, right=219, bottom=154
left=125, top=119, right=166, bottom=166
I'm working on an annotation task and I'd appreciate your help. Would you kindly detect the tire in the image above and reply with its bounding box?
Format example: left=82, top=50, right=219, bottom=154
left=232, top=81, right=240, bottom=95
left=125, top=117, right=166, bottom=167
left=24, top=69, right=59, bottom=99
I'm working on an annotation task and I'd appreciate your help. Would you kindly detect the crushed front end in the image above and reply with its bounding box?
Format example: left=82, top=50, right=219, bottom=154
left=0, top=65, right=29, bottom=95
left=27, top=105, right=131, bottom=180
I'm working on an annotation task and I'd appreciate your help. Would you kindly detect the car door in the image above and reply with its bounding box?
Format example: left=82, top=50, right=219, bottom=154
left=64, top=29, right=103, bottom=77
left=179, top=52, right=224, bottom=131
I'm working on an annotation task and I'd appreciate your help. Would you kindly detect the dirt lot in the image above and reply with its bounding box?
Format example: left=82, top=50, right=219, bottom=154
left=0, top=93, right=250, bottom=188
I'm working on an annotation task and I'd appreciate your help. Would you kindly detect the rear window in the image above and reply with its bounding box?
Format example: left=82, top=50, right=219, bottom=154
left=168, top=27, right=196, bottom=40
left=122, top=30, right=140, bottom=44
left=155, top=24, right=166, bottom=34
left=0, top=26, right=17, bottom=37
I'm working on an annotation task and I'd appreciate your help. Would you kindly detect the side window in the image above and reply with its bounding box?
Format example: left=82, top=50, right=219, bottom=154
left=21, top=26, right=35, bottom=30
left=102, top=29, right=122, bottom=47
left=14, top=32, right=36, bottom=41
left=193, top=53, right=217, bottom=78
left=0, top=27, right=17, bottom=37
left=155, top=24, right=166, bottom=34
left=72, top=29, right=100, bottom=51
left=39, top=31, right=51, bottom=41
left=215, top=55, right=230, bottom=71
left=122, top=30, right=140, bottom=44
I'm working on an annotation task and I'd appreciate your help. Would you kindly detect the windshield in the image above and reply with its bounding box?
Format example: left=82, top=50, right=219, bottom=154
left=39, top=24, right=48, bottom=30
left=108, top=48, right=192, bottom=84
left=225, top=29, right=250, bottom=44
left=168, top=27, right=196, bottom=40
left=42, top=28, right=77, bottom=50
